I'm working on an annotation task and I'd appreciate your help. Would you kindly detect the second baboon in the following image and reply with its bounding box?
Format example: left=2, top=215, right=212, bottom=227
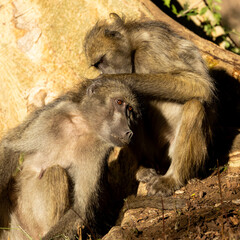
left=84, top=13, right=216, bottom=196
left=0, top=80, right=140, bottom=239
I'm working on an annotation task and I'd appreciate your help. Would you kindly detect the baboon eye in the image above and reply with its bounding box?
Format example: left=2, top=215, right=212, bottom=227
left=93, top=56, right=105, bottom=68
left=128, top=106, right=133, bottom=111
left=105, top=29, right=122, bottom=39
left=117, top=99, right=123, bottom=105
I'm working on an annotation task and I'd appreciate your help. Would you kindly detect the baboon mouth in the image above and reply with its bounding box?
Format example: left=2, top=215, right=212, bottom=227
left=110, top=134, right=130, bottom=146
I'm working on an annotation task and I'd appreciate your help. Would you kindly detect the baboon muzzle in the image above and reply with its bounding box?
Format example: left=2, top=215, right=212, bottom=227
left=121, top=129, right=133, bottom=144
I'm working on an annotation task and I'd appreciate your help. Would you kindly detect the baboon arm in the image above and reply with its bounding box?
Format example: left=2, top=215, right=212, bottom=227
left=98, top=72, right=214, bottom=103
left=42, top=209, right=82, bottom=240
left=0, top=146, right=19, bottom=194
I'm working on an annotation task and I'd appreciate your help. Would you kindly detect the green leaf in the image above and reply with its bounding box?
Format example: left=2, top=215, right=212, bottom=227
left=214, top=5, right=221, bottom=11
left=163, top=0, right=171, bottom=8
left=178, top=10, right=185, bottom=17
left=224, top=40, right=230, bottom=48
left=186, top=11, right=198, bottom=16
left=183, top=2, right=190, bottom=10
left=232, top=47, right=240, bottom=54
left=214, top=12, right=221, bottom=24
left=207, top=0, right=213, bottom=6
left=207, top=0, right=213, bottom=11
left=204, top=24, right=213, bottom=35
left=199, top=7, right=208, bottom=15
left=215, top=0, right=222, bottom=3
left=171, top=4, right=178, bottom=15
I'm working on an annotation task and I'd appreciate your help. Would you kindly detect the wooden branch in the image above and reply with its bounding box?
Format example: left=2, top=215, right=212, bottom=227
left=138, top=0, right=240, bottom=166
left=139, top=0, right=240, bottom=81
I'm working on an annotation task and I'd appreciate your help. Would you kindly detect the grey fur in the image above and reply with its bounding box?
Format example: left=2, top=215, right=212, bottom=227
left=0, top=79, right=140, bottom=239
left=84, top=13, right=216, bottom=196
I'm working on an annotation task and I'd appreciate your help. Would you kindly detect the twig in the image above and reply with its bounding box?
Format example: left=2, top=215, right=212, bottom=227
left=217, top=159, right=224, bottom=236
left=187, top=198, right=191, bottom=235
left=177, top=0, right=202, bottom=17
left=77, top=224, right=83, bottom=240
left=17, top=225, right=32, bottom=240
left=161, top=197, right=166, bottom=239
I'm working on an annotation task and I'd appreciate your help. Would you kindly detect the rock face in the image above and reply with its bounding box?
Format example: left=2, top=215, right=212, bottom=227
left=0, top=0, right=155, bottom=137
left=1, top=0, right=240, bottom=137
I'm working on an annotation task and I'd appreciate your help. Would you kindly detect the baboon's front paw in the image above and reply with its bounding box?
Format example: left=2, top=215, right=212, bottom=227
left=146, top=176, right=178, bottom=197
left=136, top=168, right=158, bottom=183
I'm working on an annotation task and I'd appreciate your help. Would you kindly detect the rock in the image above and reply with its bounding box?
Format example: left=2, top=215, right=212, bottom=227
left=229, top=216, right=239, bottom=226
left=102, top=226, right=130, bottom=240
left=175, top=190, right=184, bottom=195
left=137, top=182, right=148, bottom=196
left=232, top=199, right=240, bottom=205
left=228, top=133, right=240, bottom=173
left=0, top=0, right=155, bottom=137
left=214, top=203, right=221, bottom=207
left=199, top=191, right=206, bottom=198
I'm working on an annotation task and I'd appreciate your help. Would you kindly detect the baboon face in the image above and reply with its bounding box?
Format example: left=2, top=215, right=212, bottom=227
left=84, top=15, right=133, bottom=74
left=83, top=81, right=140, bottom=147
left=97, top=97, right=136, bottom=147
left=85, top=33, right=132, bottom=74
left=91, top=48, right=132, bottom=74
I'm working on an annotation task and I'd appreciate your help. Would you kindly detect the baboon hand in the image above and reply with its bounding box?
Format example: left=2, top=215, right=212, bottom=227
left=136, top=168, right=178, bottom=196
left=136, top=167, right=158, bottom=183
left=87, top=75, right=118, bottom=96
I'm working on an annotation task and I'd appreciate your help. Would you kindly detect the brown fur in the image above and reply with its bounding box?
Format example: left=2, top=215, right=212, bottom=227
left=0, top=80, right=141, bottom=239
left=84, top=13, right=216, bottom=196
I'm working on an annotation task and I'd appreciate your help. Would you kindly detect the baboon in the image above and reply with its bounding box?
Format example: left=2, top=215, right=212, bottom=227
left=84, top=13, right=216, bottom=196
left=0, top=80, right=140, bottom=239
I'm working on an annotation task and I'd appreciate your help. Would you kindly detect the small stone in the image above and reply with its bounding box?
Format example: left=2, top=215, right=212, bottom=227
left=232, top=199, right=240, bottom=205
left=199, top=191, right=206, bottom=198
left=230, top=216, right=239, bottom=225
left=175, top=190, right=184, bottom=194
left=137, top=182, right=148, bottom=196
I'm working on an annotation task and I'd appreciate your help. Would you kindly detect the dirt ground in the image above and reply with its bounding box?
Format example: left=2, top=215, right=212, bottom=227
left=104, top=167, right=240, bottom=240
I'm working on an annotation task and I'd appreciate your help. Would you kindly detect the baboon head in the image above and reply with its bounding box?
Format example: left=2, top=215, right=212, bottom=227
left=84, top=13, right=133, bottom=74
left=83, top=81, right=141, bottom=147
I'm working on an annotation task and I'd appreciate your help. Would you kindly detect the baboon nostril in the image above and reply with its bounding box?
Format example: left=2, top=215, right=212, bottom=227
left=126, top=130, right=133, bottom=140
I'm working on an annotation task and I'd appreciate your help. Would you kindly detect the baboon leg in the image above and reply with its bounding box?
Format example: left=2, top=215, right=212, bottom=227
left=169, top=99, right=208, bottom=181
left=10, top=165, right=70, bottom=239
left=42, top=209, right=84, bottom=240
left=138, top=99, right=208, bottom=196
left=37, top=165, right=70, bottom=229
left=0, top=188, right=12, bottom=238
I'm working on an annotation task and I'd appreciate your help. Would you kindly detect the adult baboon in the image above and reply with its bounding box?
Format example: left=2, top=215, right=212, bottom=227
left=84, top=13, right=216, bottom=196
left=0, top=80, right=140, bottom=239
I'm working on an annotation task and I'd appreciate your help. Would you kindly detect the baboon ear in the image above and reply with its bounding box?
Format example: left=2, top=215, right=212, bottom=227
left=106, top=13, right=124, bottom=26
left=86, top=85, right=96, bottom=97
left=86, top=80, right=103, bottom=97
left=105, top=13, right=124, bottom=39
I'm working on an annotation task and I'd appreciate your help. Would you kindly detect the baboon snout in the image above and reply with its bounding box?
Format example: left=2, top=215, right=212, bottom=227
left=122, top=129, right=133, bottom=144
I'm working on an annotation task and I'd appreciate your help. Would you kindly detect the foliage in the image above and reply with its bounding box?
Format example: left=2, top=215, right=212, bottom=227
left=162, top=0, right=240, bottom=54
